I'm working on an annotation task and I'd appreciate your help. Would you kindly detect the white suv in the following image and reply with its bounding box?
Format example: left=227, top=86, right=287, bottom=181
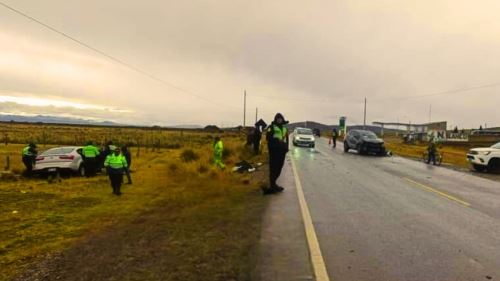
left=467, top=142, right=500, bottom=172
left=293, top=128, right=315, bottom=148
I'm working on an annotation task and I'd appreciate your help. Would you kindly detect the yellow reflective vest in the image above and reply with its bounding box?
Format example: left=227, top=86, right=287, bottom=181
left=104, top=153, right=128, bottom=169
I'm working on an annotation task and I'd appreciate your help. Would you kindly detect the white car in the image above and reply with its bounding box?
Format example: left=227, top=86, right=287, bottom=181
left=467, top=142, right=500, bottom=172
left=33, top=146, right=85, bottom=176
left=292, top=128, right=316, bottom=148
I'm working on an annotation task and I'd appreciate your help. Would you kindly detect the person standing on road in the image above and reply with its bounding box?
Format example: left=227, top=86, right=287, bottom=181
left=331, top=128, right=339, bottom=149
left=82, top=141, right=100, bottom=177
left=121, top=145, right=132, bottom=184
left=264, top=113, right=289, bottom=195
left=427, top=138, right=437, bottom=165
left=22, top=143, right=38, bottom=177
left=213, top=136, right=225, bottom=169
left=104, top=147, right=128, bottom=196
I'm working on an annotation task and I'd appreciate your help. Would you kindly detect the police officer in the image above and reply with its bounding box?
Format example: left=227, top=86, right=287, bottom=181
left=264, top=113, right=289, bottom=195
left=213, top=136, right=225, bottom=169
left=331, top=128, right=339, bottom=149
left=82, top=141, right=100, bottom=177
left=104, top=147, right=128, bottom=196
left=22, top=143, right=38, bottom=177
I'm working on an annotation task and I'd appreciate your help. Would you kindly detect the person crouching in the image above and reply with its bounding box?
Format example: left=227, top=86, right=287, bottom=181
left=104, top=147, right=128, bottom=196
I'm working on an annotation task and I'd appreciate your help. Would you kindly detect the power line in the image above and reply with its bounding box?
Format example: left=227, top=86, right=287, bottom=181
left=0, top=1, right=239, bottom=110
left=250, top=82, right=500, bottom=104
left=373, top=82, right=500, bottom=102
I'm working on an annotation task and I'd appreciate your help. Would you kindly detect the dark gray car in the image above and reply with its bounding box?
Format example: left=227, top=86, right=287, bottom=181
left=344, top=130, right=386, bottom=155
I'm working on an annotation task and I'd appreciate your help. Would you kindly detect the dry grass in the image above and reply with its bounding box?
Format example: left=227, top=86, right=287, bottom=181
left=0, top=132, right=267, bottom=281
left=384, top=136, right=470, bottom=168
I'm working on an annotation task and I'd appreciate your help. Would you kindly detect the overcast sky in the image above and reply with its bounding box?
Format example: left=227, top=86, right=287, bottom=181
left=1, top=0, right=499, bottom=128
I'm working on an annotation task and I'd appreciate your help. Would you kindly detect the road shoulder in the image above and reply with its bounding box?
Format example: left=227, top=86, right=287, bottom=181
left=254, top=157, right=314, bottom=281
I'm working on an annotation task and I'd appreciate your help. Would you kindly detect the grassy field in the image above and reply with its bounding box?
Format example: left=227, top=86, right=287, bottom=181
left=0, top=126, right=268, bottom=281
left=384, top=136, right=471, bottom=169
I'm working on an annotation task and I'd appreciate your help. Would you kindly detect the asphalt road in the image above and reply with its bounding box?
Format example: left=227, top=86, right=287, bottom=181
left=290, top=138, right=500, bottom=281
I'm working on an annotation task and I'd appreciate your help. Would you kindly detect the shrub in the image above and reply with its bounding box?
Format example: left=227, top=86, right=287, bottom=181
left=222, top=147, right=233, bottom=159
left=180, top=149, right=199, bottom=162
left=169, top=163, right=179, bottom=173
left=198, top=164, right=209, bottom=174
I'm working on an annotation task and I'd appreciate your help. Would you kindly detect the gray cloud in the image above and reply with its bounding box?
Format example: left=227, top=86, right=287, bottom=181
left=0, top=0, right=499, bottom=128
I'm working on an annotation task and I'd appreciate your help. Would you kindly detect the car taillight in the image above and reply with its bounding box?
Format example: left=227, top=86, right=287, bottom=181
left=35, top=156, right=44, bottom=161
left=59, top=155, right=75, bottom=160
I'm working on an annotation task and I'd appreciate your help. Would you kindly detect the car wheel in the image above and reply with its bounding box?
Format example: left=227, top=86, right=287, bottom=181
left=78, top=164, right=86, bottom=177
left=473, top=164, right=486, bottom=172
left=344, top=142, right=349, bottom=153
left=487, top=158, right=500, bottom=173
left=311, top=143, right=315, bottom=148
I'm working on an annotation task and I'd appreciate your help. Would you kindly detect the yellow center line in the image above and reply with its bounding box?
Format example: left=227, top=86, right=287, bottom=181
left=403, top=177, right=471, bottom=207
left=290, top=156, right=331, bottom=281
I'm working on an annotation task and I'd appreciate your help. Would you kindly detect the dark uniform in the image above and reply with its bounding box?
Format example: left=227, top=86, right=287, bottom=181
left=332, top=128, right=339, bottom=148
left=121, top=145, right=132, bottom=184
left=104, top=148, right=128, bottom=195
left=82, top=142, right=100, bottom=177
left=427, top=140, right=437, bottom=165
left=22, top=143, right=37, bottom=176
left=265, top=113, right=289, bottom=195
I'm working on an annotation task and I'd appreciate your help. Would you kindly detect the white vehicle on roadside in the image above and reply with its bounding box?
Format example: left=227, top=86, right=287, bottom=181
left=292, top=127, right=316, bottom=148
left=467, top=142, right=500, bottom=172
left=33, top=146, right=86, bottom=176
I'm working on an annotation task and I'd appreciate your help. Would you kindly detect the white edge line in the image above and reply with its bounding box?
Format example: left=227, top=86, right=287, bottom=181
left=290, top=156, right=331, bottom=281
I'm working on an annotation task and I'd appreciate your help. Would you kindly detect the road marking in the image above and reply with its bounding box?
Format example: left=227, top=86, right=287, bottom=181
left=403, top=177, right=471, bottom=207
left=290, top=156, right=331, bottom=281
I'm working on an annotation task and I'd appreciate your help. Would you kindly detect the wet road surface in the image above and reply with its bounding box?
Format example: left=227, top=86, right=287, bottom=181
left=287, top=138, right=500, bottom=281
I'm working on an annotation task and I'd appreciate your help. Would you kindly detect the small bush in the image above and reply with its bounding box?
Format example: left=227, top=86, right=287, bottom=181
left=198, top=164, right=209, bottom=174
left=180, top=149, right=199, bottom=162
left=222, top=147, right=233, bottom=159
left=169, top=163, right=179, bottom=173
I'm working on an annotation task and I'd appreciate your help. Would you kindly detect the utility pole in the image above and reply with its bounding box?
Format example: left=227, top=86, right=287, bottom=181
left=255, top=107, right=258, bottom=123
left=429, top=104, right=432, bottom=123
left=363, top=97, right=367, bottom=129
left=243, top=90, right=247, bottom=127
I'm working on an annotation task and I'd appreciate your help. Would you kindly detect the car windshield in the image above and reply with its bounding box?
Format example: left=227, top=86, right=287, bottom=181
left=360, top=132, right=378, bottom=139
left=492, top=142, right=500, bottom=149
left=297, top=129, right=313, bottom=135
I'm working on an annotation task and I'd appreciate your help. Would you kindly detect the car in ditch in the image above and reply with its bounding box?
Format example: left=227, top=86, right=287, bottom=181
left=292, top=127, right=316, bottom=148
left=344, top=130, right=386, bottom=155
left=467, top=142, right=500, bottom=173
left=33, top=146, right=86, bottom=176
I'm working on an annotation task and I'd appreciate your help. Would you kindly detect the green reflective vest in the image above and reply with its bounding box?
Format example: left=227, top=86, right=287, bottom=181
left=214, top=140, right=224, bottom=157
left=82, top=145, right=100, bottom=158
left=104, top=153, right=128, bottom=169
left=22, top=146, right=34, bottom=157
left=269, top=125, right=288, bottom=141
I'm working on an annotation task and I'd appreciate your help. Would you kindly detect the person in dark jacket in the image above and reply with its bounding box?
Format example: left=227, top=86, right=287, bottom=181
left=264, top=113, right=289, bottom=195
left=121, top=145, right=132, bottom=184
left=331, top=128, right=339, bottom=148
